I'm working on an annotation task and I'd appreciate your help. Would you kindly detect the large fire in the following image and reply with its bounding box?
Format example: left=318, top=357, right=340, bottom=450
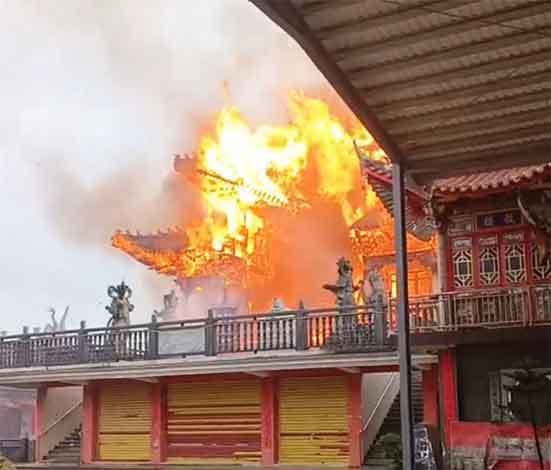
left=112, top=93, right=388, bottom=302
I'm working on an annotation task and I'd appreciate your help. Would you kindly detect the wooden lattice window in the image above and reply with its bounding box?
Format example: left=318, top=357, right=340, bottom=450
left=532, top=244, right=551, bottom=281
left=452, top=239, right=473, bottom=288
left=479, top=236, right=500, bottom=286
left=504, top=244, right=526, bottom=284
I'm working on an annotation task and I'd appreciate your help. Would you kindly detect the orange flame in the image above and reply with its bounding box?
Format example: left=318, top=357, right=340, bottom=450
left=113, top=93, right=387, bottom=285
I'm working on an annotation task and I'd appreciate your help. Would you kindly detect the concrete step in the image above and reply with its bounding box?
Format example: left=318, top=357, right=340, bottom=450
left=53, top=446, right=80, bottom=451
left=54, top=443, right=80, bottom=449
left=365, top=457, right=395, bottom=470
left=43, top=456, right=80, bottom=463
left=42, top=460, right=80, bottom=465
left=364, top=371, right=424, bottom=465
left=44, top=424, right=82, bottom=464
left=47, top=449, right=81, bottom=456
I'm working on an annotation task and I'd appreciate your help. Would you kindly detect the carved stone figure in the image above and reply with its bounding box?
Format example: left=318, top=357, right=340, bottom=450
left=106, top=282, right=134, bottom=327
left=323, top=257, right=358, bottom=308
left=270, top=298, right=286, bottom=314
left=361, top=267, right=386, bottom=305
left=43, top=306, right=69, bottom=332
left=154, top=289, right=178, bottom=321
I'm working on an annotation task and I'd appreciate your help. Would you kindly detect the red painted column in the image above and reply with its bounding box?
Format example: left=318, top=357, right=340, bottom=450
left=348, top=374, right=363, bottom=469
left=423, top=365, right=439, bottom=428
left=439, top=349, right=458, bottom=446
left=34, top=386, right=47, bottom=462
left=151, top=382, right=166, bottom=464
left=260, top=376, right=278, bottom=465
left=81, top=383, right=98, bottom=464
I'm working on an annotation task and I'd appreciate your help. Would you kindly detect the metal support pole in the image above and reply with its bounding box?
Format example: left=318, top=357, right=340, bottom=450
left=392, top=163, right=415, bottom=469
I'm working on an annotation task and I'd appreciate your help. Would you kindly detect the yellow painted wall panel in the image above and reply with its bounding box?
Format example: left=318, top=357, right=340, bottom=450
left=279, top=376, right=349, bottom=466
left=167, top=380, right=261, bottom=464
left=98, top=383, right=151, bottom=461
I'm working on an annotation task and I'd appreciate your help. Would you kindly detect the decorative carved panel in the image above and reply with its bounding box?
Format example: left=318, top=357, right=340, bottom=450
left=479, top=246, right=500, bottom=286
left=504, top=244, right=527, bottom=284
left=453, top=249, right=473, bottom=288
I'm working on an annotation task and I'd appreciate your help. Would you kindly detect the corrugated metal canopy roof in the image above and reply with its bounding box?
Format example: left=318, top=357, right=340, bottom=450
left=251, top=0, right=551, bottom=184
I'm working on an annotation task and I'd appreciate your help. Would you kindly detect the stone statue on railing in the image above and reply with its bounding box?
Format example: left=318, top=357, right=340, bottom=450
left=270, top=298, right=286, bottom=314
left=323, top=258, right=378, bottom=352
left=323, top=257, right=358, bottom=309
left=154, top=289, right=178, bottom=321
left=361, top=268, right=386, bottom=305
left=43, top=306, right=69, bottom=333
left=106, top=281, right=134, bottom=327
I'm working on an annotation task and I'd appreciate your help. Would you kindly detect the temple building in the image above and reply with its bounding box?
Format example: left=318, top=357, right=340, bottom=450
left=112, top=152, right=437, bottom=319
left=2, top=1, right=548, bottom=467
left=3, top=161, right=550, bottom=468
left=421, top=164, right=551, bottom=469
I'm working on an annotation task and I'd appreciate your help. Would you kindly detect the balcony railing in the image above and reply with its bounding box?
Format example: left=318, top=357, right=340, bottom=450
left=0, top=304, right=389, bottom=369
left=3, top=285, right=549, bottom=370
left=390, top=284, right=551, bottom=332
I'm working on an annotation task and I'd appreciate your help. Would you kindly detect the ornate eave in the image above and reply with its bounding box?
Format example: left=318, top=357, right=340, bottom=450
left=359, top=157, right=435, bottom=241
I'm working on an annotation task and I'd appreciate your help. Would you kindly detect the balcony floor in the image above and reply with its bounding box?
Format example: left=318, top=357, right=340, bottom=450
left=0, top=349, right=437, bottom=388
left=402, top=324, right=551, bottom=348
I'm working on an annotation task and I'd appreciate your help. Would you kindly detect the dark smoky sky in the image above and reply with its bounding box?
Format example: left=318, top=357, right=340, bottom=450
left=0, top=0, right=332, bottom=332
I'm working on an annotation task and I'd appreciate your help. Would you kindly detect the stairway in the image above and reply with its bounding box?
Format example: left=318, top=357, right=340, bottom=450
left=43, top=426, right=81, bottom=464
left=364, top=371, right=424, bottom=469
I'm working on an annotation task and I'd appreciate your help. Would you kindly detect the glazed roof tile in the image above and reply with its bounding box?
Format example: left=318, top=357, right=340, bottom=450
left=433, top=163, right=551, bottom=194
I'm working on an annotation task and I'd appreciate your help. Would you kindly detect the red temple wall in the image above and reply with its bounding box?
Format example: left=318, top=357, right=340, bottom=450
left=450, top=421, right=551, bottom=469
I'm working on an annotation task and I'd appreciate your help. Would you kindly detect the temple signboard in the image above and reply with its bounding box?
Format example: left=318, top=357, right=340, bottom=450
left=476, top=210, right=522, bottom=230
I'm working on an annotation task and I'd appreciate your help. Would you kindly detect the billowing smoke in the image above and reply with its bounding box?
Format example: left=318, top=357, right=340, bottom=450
left=1, top=0, right=354, bottom=328
left=41, top=160, right=202, bottom=247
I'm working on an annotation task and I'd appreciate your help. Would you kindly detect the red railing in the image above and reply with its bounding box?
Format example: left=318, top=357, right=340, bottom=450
left=389, top=284, right=551, bottom=332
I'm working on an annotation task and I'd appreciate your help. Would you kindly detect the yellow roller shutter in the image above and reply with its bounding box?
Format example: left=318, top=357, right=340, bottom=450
left=167, top=379, right=261, bottom=464
left=98, top=383, right=152, bottom=461
left=279, top=376, right=349, bottom=466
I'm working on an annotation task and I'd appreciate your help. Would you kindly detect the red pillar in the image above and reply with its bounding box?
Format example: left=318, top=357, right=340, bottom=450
left=439, top=349, right=458, bottom=446
left=81, top=383, right=98, bottom=464
left=34, top=386, right=47, bottom=462
left=348, top=374, right=363, bottom=469
left=151, top=382, right=166, bottom=464
left=423, top=365, right=439, bottom=428
left=260, top=376, right=278, bottom=465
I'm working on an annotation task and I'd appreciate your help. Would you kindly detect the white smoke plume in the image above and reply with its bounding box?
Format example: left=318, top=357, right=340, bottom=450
left=0, top=0, right=330, bottom=331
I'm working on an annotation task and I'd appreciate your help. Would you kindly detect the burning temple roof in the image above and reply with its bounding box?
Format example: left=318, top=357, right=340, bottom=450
left=113, top=95, right=393, bottom=286
left=114, top=229, right=188, bottom=252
